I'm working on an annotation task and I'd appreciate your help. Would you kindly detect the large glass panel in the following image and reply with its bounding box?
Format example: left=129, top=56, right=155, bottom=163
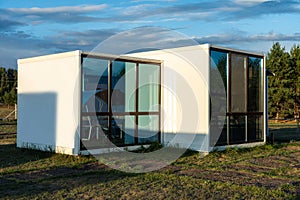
left=111, top=61, right=136, bottom=112
left=210, top=50, right=228, bottom=146
left=229, top=115, right=246, bottom=144
left=81, top=115, right=109, bottom=149
left=210, top=50, right=264, bottom=146
left=138, top=64, right=160, bottom=112
left=82, top=58, right=109, bottom=113
left=230, top=54, right=247, bottom=112
left=138, top=115, right=159, bottom=143
left=248, top=57, right=263, bottom=112
left=124, top=115, right=135, bottom=145
left=110, top=116, right=124, bottom=146
left=210, top=50, right=227, bottom=92
left=247, top=115, right=263, bottom=142
left=214, top=117, right=228, bottom=146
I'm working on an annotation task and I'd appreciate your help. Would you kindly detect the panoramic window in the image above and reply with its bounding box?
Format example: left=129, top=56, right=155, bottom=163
left=81, top=55, right=161, bottom=149
left=210, top=49, right=264, bottom=146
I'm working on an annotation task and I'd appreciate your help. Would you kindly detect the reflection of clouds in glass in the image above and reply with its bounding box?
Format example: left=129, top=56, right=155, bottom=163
left=82, top=58, right=108, bottom=75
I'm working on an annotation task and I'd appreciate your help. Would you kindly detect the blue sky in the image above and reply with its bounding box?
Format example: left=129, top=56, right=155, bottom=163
left=0, top=0, right=299, bottom=68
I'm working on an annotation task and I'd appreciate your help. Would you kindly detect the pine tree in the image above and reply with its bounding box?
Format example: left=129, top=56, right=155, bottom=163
left=267, top=42, right=295, bottom=119
left=290, top=44, right=300, bottom=117
left=0, top=67, right=17, bottom=105
left=0, top=67, right=9, bottom=102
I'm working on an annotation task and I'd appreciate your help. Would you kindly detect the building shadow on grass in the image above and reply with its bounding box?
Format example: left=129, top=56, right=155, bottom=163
left=268, top=127, right=300, bottom=143
left=0, top=140, right=137, bottom=199
left=0, top=142, right=54, bottom=169
left=0, top=161, right=135, bottom=199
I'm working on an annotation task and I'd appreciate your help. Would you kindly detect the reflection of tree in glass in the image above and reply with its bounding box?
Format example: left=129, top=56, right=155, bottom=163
left=118, top=67, right=126, bottom=78
left=210, top=51, right=227, bottom=117
left=210, top=52, right=227, bottom=92
left=216, top=55, right=227, bottom=90
left=248, top=57, right=261, bottom=112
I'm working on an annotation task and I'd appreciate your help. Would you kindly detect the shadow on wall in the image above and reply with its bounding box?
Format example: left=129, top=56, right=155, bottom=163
left=17, top=93, right=57, bottom=150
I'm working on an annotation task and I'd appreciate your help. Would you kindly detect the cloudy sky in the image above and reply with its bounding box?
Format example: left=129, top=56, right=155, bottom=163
left=1, top=0, right=299, bottom=69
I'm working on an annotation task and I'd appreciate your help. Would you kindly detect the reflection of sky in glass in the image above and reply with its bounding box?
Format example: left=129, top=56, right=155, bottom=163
left=138, top=64, right=160, bottom=112
left=210, top=51, right=227, bottom=69
left=249, top=57, right=262, bottom=67
left=210, top=50, right=227, bottom=92
left=112, top=61, right=125, bottom=76
left=82, top=58, right=108, bottom=76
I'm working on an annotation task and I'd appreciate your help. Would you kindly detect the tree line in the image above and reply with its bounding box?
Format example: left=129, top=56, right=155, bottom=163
left=0, top=67, right=17, bottom=105
left=267, top=42, right=300, bottom=119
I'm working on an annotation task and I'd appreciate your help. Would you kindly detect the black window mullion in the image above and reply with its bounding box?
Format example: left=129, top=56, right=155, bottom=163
left=245, top=56, right=249, bottom=142
left=154, top=63, right=161, bottom=143
left=158, top=63, right=162, bottom=143
left=108, top=60, right=112, bottom=140
left=227, top=52, right=231, bottom=145
left=135, top=63, right=139, bottom=144
left=80, top=55, right=84, bottom=149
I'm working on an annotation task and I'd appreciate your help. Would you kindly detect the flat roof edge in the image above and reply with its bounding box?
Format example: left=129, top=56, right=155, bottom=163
left=128, top=44, right=211, bottom=56
left=210, top=45, right=265, bottom=57
left=17, top=50, right=162, bottom=65
left=18, top=50, right=82, bottom=64
left=82, top=51, right=163, bottom=64
left=127, top=43, right=264, bottom=57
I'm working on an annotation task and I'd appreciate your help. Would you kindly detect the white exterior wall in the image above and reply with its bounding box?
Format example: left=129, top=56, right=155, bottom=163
left=129, top=44, right=211, bottom=152
left=17, top=51, right=81, bottom=155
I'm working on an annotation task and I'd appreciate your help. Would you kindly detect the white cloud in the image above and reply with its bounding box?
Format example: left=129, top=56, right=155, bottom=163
left=7, top=4, right=108, bottom=14
left=194, top=32, right=300, bottom=45
left=233, top=0, right=270, bottom=5
left=120, top=4, right=154, bottom=16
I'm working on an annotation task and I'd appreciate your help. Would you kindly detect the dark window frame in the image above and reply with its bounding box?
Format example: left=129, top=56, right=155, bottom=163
left=210, top=48, right=264, bottom=146
left=80, top=54, right=162, bottom=150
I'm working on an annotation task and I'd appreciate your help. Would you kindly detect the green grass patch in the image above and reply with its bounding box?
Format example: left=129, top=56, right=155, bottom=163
left=0, top=136, right=299, bottom=199
left=0, top=121, right=17, bottom=135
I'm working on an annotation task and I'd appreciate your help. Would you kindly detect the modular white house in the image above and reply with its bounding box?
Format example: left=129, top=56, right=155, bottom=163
left=17, top=44, right=267, bottom=155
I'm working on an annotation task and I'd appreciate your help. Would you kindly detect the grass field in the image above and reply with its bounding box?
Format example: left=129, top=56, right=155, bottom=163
left=0, top=120, right=299, bottom=199
left=0, top=135, right=300, bottom=199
